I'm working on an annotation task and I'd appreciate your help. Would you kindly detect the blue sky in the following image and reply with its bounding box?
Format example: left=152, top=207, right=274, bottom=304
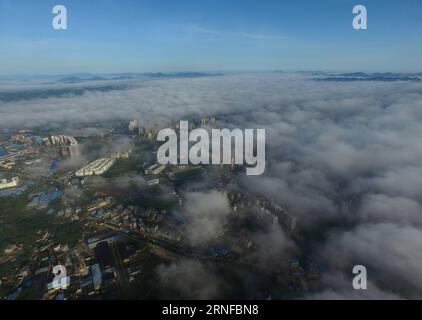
left=0, top=0, right=421, bottom=74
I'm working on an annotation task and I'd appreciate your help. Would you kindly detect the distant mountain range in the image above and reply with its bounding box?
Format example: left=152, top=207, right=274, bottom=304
left=1, top=71, right=421, bottom=82
left=316, top=72, right=422, bottom=82
left=58, top=76, right=107, bottom=83
left=57, top=72, right=223, bottom=83
left=0, top=72, right=223, bottom=82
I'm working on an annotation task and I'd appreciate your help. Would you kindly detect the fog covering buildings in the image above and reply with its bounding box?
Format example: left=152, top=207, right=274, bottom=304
left=1, top=73, right=422, bottom=299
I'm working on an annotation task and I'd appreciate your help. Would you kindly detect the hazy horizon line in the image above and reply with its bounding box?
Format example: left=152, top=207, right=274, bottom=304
left=1, top=69, right=422, bottom=81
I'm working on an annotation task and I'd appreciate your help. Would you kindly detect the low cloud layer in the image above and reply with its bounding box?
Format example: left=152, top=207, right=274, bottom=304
left=2, top=74, right=422, bottom=298
left=156, top=259, right=221, bottom=299
left=182, top=191, right=231, bottom=245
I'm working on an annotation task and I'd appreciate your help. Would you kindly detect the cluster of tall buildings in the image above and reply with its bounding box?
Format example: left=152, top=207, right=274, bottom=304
left=43, top=135, right=80, bottom=159
left=128, top=119, right=162, bottom=140
left=200, top=117, right=216, bottom=127
left=58, top=145, right=80, bottom=158
left=128, top=120, right=139, bottom=133
left=43, top=135, right=78, bottom=147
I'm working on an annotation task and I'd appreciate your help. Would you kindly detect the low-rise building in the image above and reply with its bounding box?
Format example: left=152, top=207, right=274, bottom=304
left=75, top=158, right=116, bottom=177
left=0, top=177, right=19, bottom=190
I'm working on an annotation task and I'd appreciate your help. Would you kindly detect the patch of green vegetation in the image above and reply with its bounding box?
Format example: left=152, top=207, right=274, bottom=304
left=0, top=287, right=9, bottom=298
left=0, top=182, right=82, bottom=279
left=171, top=167, right=204, bottom=181
left=103, top=158, right=141, bottom=178
left=0, top=213, right=49, bottom=248
left=0, top=190, right=52, bottom=253
left=52, top=221, right=83, bottom=247
left=0, top=250, right=31, bottom=279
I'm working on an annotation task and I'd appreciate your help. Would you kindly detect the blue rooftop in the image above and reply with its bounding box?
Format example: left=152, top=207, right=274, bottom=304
left=0, top=146, right=7, bottom=156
